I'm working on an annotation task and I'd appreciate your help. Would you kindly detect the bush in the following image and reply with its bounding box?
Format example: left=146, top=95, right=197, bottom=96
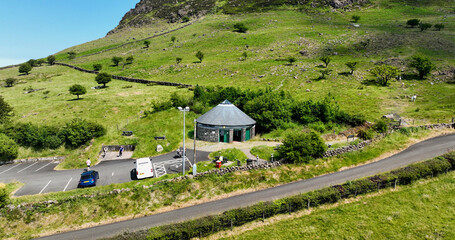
left=319, top=56, right=331, bottom=68
left=182, top=16, right=190, bottom=23
left=60, top=118, right=106, bottom=148
left=195, top=51, right=204, bottom=63
left=111, top=56, right=123, bottom=66
left=233, top=23, right=248, bottom=33
left=357, top=129, right=375, bottom=140
left=19, top=63, right=32, bottom=75
left=95, top=72, right=111, bottom=87
left=5, top=78, right=16, bottom=87
left=370, top=65, right=400, bottom=86
left=352, top=15, right=360, bottom=23
left=373, top=119, right=388, bottom=133
left=0, top=187, right=8, bottom=208
left=409, top=55, right=435, bottom=80
left=419, top=22, right=432, bottom=31
left=4, top=123, right=63, bottom=149
left=69, top=84, right=87, bottom=99
left=278, top=130, right=327, bottom=163
left=151, top=100, right=172, bottom=113
left=406, top=18, right=420, bottom=28
left=0, top=133, right=18, bottom=162
left=93, top=64, right=102, bottom=71
left=47, top=55, right=56, bottom=65
left=434, top=23, right=444, bottom=31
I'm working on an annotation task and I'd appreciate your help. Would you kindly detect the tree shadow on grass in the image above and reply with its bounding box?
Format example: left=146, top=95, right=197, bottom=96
left=67, top=98, right=84, bottom=101
left=401, top=73, right=420, bottom=81
left=361, top=79, right=379, bottom=86
left=338, top=72, right=351, bottom=76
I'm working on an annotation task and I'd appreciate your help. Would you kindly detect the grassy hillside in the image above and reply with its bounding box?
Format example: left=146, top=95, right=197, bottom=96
left=218, top=171, right=455, bottom=240
left=1, top=0, right=454, bottom=164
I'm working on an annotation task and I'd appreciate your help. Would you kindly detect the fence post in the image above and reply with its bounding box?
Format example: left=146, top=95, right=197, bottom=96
left=377, top=182, right=380, bottom=191
left=230, top=219, right=233, bottom=231
left=289, top=202, right=291, bottom=214
left=394, top=179, right=397, bottom=189
left=307, top=199, right=310, bottom=209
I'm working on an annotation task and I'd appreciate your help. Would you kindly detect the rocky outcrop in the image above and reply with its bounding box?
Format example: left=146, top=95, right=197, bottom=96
left=110, top=0, right=216, bottom=33
left=329, top=0, right=369, bottom=8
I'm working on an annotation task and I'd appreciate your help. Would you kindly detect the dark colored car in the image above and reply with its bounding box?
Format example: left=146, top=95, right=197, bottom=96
left=78, top=170, right=99, bottom=188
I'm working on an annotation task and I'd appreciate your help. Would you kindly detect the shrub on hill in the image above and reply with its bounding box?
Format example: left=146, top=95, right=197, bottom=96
left=3, top=123, right=63, bottom=150
left=0, top=133, right=18, bottom=162
left=434, top=23, right=444, bottom=31
left=195, top=51, right=204, bottom=63
left=111, top=56, right=123, bottom=66
left=0, top=96, right=13, bottom=124
left=93, top=64, right=102, bottom=71
left=409, top=55, right=435, bottom=80
left=319, top=56, right=331, bottom=68
left=95, top=72, right=112, bottom=87
left=277, top=130, right=327, bottom=163
left=67, top=51, right=76, bottom=60
left=69, top=84, right=87, bottom=99
left=0, top=187, right=8, bottom=208
left=370, top=65, right=399, bottom=86
left=5, top=78, right=16, bottom=87
left=419, top=22, right=432, bottom=32
left=406, top=18, right=420, bottom=28
left=233, top=23, right=248, bottom=33
left=47, top=55, right=56, bottom=65
left=18, top=63, right=32, bottom=75
left=60, top=118, right=106, bottom=148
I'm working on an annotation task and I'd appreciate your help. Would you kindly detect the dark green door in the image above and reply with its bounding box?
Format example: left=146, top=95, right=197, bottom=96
left=245, top=129, right=250, bottom=141
left=224, top=131, right=229, bottom=143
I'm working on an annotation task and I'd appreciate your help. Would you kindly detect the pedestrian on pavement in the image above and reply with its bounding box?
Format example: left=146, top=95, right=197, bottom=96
left=86, top=158, right=91, bottom=170
left=118, top=146, right=124, bottom=157
left=103, top=146, right=108, bottom=158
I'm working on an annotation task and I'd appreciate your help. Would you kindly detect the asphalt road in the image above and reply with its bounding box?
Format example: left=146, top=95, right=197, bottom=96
left=0, top=150, right=209, bottom=196
left=38, top=133, right=455, bottom=240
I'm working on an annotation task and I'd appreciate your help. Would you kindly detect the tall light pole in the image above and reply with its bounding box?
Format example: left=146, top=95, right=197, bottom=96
left=178, top=106, right=190, bottom=176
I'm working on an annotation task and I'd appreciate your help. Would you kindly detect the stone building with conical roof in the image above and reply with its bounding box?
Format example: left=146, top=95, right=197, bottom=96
left=196, top=100, right=256, bottom=143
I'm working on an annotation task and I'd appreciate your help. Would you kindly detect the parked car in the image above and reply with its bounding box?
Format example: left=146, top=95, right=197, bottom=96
left=134, top=157, right=153, bottom=179
left=78, top=170, right=99, bottom=188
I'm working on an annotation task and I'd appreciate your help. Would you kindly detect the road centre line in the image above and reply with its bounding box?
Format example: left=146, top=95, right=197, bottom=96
left=17, top=162, right=38, bottom=173
left=0, top=163, right=22, bottom=175
left=35, top=161, right=54, bottom=172
left=63, top=178, right=72, bottom=192
left=39, top=180, right=52, bottom=194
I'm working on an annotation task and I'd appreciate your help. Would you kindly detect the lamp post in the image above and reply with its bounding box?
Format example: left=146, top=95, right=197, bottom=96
left=178, top=106, right=190, bottom=176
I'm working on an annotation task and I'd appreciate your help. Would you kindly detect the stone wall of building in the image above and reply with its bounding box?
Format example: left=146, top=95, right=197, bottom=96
left=197, top=125, right=219, bottom=142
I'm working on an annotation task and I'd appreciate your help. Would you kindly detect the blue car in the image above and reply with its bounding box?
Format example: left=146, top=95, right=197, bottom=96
left=78, top=170, right=99, bottom=188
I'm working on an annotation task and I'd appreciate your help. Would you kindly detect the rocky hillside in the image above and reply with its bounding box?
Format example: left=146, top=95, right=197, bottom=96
left=109, top=0, right=368, bottom=34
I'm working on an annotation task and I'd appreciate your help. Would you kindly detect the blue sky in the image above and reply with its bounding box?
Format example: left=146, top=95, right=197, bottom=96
left=0, top=0, right=138, bottom=67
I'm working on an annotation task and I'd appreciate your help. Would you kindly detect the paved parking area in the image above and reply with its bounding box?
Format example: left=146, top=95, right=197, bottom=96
left=0, top=150, right=209, bottom=196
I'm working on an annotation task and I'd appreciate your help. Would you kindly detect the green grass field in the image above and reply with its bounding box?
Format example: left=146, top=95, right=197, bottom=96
left=1, top=0, right=454, bottom=165
left=219, top=171, right=455, bottom=240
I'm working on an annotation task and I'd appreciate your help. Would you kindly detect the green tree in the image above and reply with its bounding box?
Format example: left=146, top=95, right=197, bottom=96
left=242, top=52, right=248, bottom=61
left=126, top=56, right=134, bottom=64
left=171, top=36, right=176, bottom=43
left=69, top=84, right=87, bottom=99
left=95, top=72, right=111, bottom=87
left=0, top=187, right=8, bottom=208
left=176, top=57, right=182, bottom=64
left=319, top=69, right=332, bottom=79
left=409, top=55, right=435, bottom=80
left=345, top=61, right=358, bottom=74
left=27, top=59, right=38, bottom=67
left=67, top=51, right=76, bottom=59
left=233, top=23, right=248, bottom=33
left=111, top=56, right=123, bottom=66
left=406, top=19, right=420, bottom=28
left=287, top=56, right=297, bottom=65
left=320, top=56, right=331, bottom=68
left=352, top=15, right=360, bottom=23
left=373, top=119, right=389, bottom=133
left=0, top=96, right=13, bottom=124
left=434, top=23, right=444, bottom=31
left=370, top=65, right=399, bottom=86
left=36, top=59, right=45, bottom=66
left=144, top=40, right=150, bottom=48
left=196, top=51, right=204, bottom=63
left=93, top=63, right=102, bottom=71
left=0, top=134, right=18, bottom=162
left=47, top=55, right=56, bottom=65
left=278, top=131, right=327, bottom=163
left=60, top=118, right=106, bottom=148
left=419, top=23, right=432, bottom=32
left=5, top=78, right=16, bottom=87
left=19, top=63, right=32, bottom=75
left=244, top=92, right=294, bottom=133
left=182, top=16, right=190, bottom=23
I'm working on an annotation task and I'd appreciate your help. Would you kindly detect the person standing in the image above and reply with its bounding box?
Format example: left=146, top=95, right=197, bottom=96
left=118, top=146, right=124, bottom=157
left=86, top=158, right=91, bottom=170
left=103, top=146, right=108, bottom=158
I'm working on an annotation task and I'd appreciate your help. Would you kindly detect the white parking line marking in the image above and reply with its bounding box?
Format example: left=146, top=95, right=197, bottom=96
left=17, top=162, right=38, bottom=173
left=0, top=163, right=22, bottom=175
left=63, top=178, right=72, bottom=192
left=39, top=180, right=52, bottom=194
left=112, top=172, right=114, bottom=176
left=35, top=161, right=54, bottom=172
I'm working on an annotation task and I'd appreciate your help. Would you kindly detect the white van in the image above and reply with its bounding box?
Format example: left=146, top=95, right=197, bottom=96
left=134, top=157, right=154, bottom=179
